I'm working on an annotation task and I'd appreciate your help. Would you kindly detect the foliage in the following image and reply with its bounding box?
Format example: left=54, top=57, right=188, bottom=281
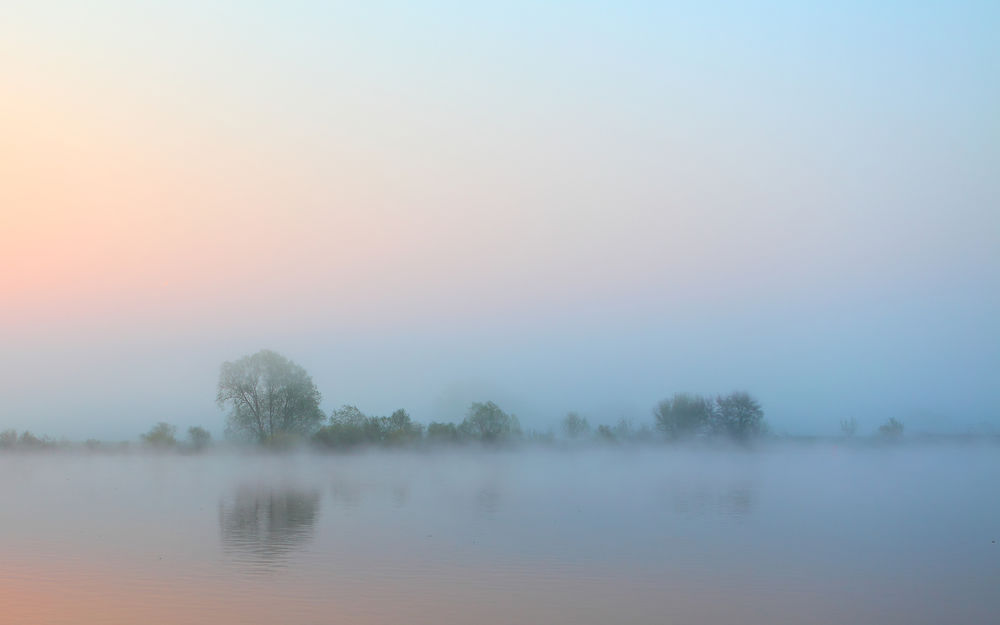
left=313, top=421, right=366, bottom=449
left=0, top=429, right=17, bottom=449
left=384, top=409, right=423, bottom=445
left=142, top=422, right=177, bottom=449
left=187, top=426, right=212, bottom=451
left=525, top=428, right=555, bottom=444
left=330, top=404, right=367, bottom=427
left=596, top=424, right=616, bottom=442
left=840, top=417, right=858, bottom=438
left=712, top=392, right=765, bottom=441
left=426, top=421, right=461, bottom=444
left=313, top=406, right=422, bottom=449
left=217, top=349, right=324, bottom=445
left=460, top=401, right=520, bottom=443
left=654, top=393, right=712, bottom=439
left=561, top=412, right=591, bottom=439
left=0, top=429, right=57, bottom=451
left=878, top=417, right=904, bottom=438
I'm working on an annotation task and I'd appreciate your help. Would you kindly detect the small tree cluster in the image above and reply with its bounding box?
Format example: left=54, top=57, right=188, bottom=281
left=139, top=423, right=212, bottom=452
left=653, top=391, right=766, bottom=441
left=840, top=417, right=858, bottom=438
left=878, top=417, right=904, bottom=439
left=0, top=429, right=56, bottom=451
left=314, top=401, right=521, bottom=449
left=313, top=406, right=423, bottom=449
left=561, top=412, right=591, bottom=439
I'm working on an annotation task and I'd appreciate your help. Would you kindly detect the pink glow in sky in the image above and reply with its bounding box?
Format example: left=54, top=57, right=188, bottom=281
left=2, top=1, right=997, bottom=438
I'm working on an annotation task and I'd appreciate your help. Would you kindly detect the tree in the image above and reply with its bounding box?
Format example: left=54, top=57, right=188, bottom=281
left=188, top=426, right=212, bottom=451
left=840, top=417, right=858, bottom=438
left=217, top=350, right=324, bottom=445
left=329, top=404, right=367, bottom=427
left=596, top=424, right=616, bottom=442
left=561, top=412, right=591, bottom=439
left=426, top=421, right=460, bottom=443
left=654, top=393, right=712, bottom=439
left=142, top=422, right=177, bottom=449
left=0, top=429, right=16, bottom=449
left=878, top=417, right=904, bottom=438
left=385, top=409, right=422, bottom=445
left=713, top=391, right=765, bottom=441
left=314, top=406, right=423, bottom=449
left=461, top=401, right=519, bottom=443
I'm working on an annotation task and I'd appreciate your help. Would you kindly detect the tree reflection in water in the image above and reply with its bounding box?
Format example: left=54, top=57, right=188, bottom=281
left=219, top=485, right=321, bottom=570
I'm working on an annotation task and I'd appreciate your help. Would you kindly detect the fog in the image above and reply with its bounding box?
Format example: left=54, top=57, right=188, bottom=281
left=1, top=445, right=997, bottom=624
left=4, top=2, right=998, bottom=622
left=0, top=295, right=996, bottom=442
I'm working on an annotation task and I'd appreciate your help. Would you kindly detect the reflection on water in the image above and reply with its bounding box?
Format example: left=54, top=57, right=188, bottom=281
left=475, top=482, right=502, bottom=519
left=1, top=448, right=998, bottom=624
left=329, top=478, right=363, bottom=510
left=667, top=481, right=757, bottom=520
left=219, top=485, right=320, bottom=569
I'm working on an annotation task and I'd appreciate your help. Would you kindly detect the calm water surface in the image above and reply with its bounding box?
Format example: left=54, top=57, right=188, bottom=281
left=1, top=446, right=997, bottom=624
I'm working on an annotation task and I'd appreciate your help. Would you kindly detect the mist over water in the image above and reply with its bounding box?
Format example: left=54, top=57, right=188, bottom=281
left=1, top=445, right=997, bottom=624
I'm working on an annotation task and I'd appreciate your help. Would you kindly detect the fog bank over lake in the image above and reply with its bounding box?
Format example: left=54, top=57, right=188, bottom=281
left=1, top=445, right=997, bottom=624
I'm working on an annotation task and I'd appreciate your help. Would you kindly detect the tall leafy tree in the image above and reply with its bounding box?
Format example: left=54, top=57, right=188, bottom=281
left=217, top=350, right=323, bottom=444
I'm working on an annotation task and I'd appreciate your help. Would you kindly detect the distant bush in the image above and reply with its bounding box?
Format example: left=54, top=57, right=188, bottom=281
left=313, top=406, right=422, bottom=449
left=526, top=428, right=555, bottom=445
left=561, top=412, right=591, bottom=440
left=142, top=422, right=177, bottom=449
left=878, top=418, right=904, bottom=438
left=0, top=429, right=17, bottom=449
left=840, top=417, right=858, bottom=438
left=0, top=429, right=55, bottom=451
left=596, top=424, right=616, bottom=442
left=187, top=426, right=212, bottom=451
left=426, top=421, right=461, bottom=444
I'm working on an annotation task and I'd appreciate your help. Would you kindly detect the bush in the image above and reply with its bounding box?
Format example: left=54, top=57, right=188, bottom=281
left=188, top=426, right=212, bottom=451
left=878, top=418, right=904, bottom=438
left=142, top=422, right=177, bottom=449
left=426, top=422, right=460, bottom=444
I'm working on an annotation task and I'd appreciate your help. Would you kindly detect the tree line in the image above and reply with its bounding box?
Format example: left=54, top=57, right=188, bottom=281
left=0, top=349, right=916, bottom=453
left=215, top=349, right=775, bottom=449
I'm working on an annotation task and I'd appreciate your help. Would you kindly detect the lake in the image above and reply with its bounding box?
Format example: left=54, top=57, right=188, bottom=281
left=0, top=444, right=997, bottom=624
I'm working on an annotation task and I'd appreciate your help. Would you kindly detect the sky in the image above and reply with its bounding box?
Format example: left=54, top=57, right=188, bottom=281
left=1, top=0, right=997, bottom=440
